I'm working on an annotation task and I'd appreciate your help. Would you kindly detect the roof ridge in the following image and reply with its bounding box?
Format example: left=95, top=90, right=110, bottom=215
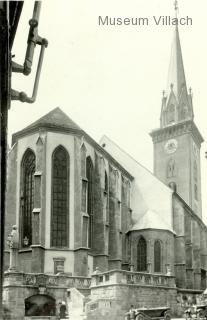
left=13, top=107, right=82, bottom=137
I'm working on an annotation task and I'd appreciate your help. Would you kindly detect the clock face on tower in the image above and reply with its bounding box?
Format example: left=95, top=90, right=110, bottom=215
left=164, top=139, right=178, bottom=154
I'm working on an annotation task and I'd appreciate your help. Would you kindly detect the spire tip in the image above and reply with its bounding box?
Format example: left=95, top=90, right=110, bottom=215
left=174, top=0, right=179, bottom=17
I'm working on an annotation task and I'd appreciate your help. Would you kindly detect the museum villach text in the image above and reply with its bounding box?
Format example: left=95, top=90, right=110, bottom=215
left=98, top=16, right=193, bottom=26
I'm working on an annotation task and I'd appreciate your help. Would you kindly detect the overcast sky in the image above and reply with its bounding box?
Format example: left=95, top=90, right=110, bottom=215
left=9, top=0, right=207, bottom=221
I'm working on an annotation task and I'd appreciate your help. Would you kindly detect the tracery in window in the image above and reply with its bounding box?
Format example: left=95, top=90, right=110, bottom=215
left=137, top=237, right=147, bottom=272
left=154, top=240, right=161, bottom=272
left=194, top=184, right=198, bottom=201
left=51, top=146, right=69, bottom=247
left=168, top=104, right=175, bottom=123
left=167, top=158, right=176, bottom=178
left=86, top=156, right=93, bottom=248
left=194, top=161, right=198, bottom=182
left=81, top=144, right=87, bottom=212
left=104, top=170, right=108, bottom=193
left=21, top=149, right=36, bottom=247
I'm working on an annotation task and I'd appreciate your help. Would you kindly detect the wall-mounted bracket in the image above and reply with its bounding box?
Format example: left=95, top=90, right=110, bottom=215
left=11, top=1, right=48, bottom=103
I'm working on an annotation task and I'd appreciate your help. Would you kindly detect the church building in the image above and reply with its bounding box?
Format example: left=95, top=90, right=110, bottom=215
left=3, top=7, right=207, bottom=320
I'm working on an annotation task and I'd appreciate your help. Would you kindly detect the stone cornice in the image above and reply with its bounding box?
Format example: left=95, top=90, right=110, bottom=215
left=150, top=120, right=204, bottom=146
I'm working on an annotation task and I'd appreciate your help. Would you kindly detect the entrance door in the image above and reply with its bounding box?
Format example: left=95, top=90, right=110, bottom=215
left=201, top=269, right=206, bottom=290
left=25, top=294, right=56, bottom=317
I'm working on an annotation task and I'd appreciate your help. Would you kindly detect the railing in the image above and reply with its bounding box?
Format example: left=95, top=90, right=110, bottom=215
left=4, top=272, right=91, bottom=289
left=91, top=269, right=176, bottom=288
left=4, top=269, right=175, bottom=289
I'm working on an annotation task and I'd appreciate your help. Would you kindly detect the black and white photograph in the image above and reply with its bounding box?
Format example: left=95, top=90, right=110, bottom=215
left=1, top=0, right=207, bottom=319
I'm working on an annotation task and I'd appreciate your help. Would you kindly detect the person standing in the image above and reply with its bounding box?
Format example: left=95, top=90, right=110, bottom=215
left=59, top=301, right=67, bottom=319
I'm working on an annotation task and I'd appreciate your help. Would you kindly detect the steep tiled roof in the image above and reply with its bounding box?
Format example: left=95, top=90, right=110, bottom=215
left=12, top=107, right=134, bottom=180
left=12, top=107, right=82, bottom=143
left=23, top=107, right=80, bottom=131
left=130, top=209, right=174, bottom=233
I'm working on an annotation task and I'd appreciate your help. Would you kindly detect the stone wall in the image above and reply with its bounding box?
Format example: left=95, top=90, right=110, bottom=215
left=3, top=271, right=91, bottom=319
left=86, top=270, right=177, bottom=320
left=173, top=194, right=207, bottom=290
left=87, top=285, right=177, bottom=320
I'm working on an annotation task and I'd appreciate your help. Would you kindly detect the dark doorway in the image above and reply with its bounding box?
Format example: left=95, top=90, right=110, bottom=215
left=25, top=294, right=56, bottom=316
left=201, top=269, right=206, bottom=290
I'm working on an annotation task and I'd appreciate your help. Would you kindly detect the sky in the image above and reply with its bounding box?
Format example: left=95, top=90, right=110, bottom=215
left=9, top=0, right=207, bottom=221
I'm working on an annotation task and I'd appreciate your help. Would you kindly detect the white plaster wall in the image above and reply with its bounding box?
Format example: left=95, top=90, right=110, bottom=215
left=45, top=132, right=75, bottom=250
left=44, top=250, right=74, bottom=274
left=100, top=136, right=173, bottom=231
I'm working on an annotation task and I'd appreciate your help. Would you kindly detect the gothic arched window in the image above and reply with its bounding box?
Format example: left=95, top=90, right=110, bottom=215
left=154, top=240, right=161, bottom=272
left=137, top=237, right=147, bottom=272
left=86, top=156, right=93, bottom=248
left=21, top=149, right=36, bottom=247
left=167, top=158, right=176, bottom=178
left=194, top=161, right=198, bottom=182
left=51, top=146, right=69, bottom=247
left=81, top=144, right=87, bottom=212
left=104, top=170, right=109, bottom=225
left=194, top=184, right=198, bottom=201
left=168, top=104, right=175, bottom=123
left=104, top=171, right=108, bottom=193
left=180, top=104, right=188, bottom=120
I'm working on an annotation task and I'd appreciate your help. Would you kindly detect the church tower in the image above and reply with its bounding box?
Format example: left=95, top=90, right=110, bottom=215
left=150, top=3, right=204, bottom=218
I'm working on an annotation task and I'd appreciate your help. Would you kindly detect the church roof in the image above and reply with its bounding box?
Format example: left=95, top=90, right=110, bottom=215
left=16, top=107, right=81, bottom=133
left=12, top=108, right=134, bottom=180
left=130, top=209, right=174, bottom=233
left=12, top=107, right=82, bottom=143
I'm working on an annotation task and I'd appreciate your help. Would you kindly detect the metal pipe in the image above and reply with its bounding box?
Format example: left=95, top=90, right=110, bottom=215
left=11, top=37, right=48, bottom=103
left=12, top=1, right=43, bottom=75
left=24, top=1, right=42, bottom=75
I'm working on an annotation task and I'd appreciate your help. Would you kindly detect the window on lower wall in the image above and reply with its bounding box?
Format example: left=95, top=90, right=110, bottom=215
left=21, top=149, right=36, bottom=247
left=86, top=156, right=94, bottom=249
left=53, top=257, right=65, bottom=274
left=51, top=146, right=69, bottom=248
left=154, top=240, right=161, bottom=272
left=81, top=179, right=88, bottom=212
left=137, top=236, right=147, bottom=272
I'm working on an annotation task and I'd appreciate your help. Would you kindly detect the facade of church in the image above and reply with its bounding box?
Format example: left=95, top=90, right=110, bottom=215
left=3, top=16, right=207, bottom=320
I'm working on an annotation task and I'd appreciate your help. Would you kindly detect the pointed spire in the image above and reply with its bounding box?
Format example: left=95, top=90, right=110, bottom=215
left=160, top=1, right=194, bottom=128
left=166, top=22, right=188, bottom=100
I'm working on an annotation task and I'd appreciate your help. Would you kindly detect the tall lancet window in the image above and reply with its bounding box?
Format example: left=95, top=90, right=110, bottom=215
left=167, top=158, right=176, bottom=178
left=167, top=104, right=175, bottom=124
left=104, top=170, right=109, bottom=224
left=81, top=144, right=87, bottom=213
left=180, top=104, right=189, bottom=120
left=51, top=146, right=69, bottom=247
left=194, top=161, right=198, bottom=182
left=194, top=184, right=198, bottom=201
left=86, top=156, right=93, bottom=248
left=21, top=149, right=36, bottom=247
left=104, top=170, right=108, bottom=193
left=137, top=237, right=147, bottom=272
left=154, top=240, right=161, bottom=272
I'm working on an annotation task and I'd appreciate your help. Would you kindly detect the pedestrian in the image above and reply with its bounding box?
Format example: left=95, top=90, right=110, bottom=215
left=129, top=305, right=136, bottom=320
left=59, top=301, right=67, bottom=319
